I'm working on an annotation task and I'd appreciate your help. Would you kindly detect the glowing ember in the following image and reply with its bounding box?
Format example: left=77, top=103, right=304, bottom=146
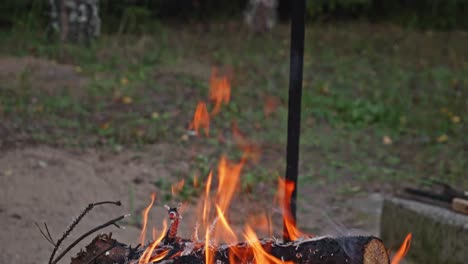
left=209, top=67, right=231, bottom=116
left=171, top=179, right=185, bottom=196
left=391, top=233, right=412, bottom=264
left=138, top=220, right=168, bottom=264
left=244, top=226, right=294, bottom=264
left=139, top=193, right=156, bottom=245
left=189, top=101, right=210, bottom=136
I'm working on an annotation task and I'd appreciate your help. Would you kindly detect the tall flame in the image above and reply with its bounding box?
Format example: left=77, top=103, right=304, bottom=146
left=138, top=220, right=168, bottom=264
left=209, top=67, right=231, bottom=116
left=215, top=205, right=238, bottom=244
left=215, top=156, right=244, bottom=213
left=139, top=193, right=156, bottom=245
left=276, top=178, right=305, bottom=241
left=202, top=171, right=213, bottom=228
left=391, top=233, right=412, bottom=264
left=189, top=101, right=210, bottom=136
left=244, top=226, right=294, bottom=264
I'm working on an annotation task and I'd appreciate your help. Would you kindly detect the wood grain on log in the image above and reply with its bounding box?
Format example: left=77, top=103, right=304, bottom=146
left=71, top=234, right=389, bottom=264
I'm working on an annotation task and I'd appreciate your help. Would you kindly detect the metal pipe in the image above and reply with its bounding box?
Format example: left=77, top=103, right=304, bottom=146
left=283, top=0, right=305, bottom=241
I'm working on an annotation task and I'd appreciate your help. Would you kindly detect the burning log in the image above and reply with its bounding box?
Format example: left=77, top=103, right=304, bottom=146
left=70, top=234, right=389, bottom=264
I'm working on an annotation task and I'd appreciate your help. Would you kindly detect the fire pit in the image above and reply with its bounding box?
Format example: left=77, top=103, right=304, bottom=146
left=39, top=2, right=412, bottom=264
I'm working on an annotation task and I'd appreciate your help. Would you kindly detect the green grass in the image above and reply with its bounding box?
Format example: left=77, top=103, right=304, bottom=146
left=0, top=22, right=466, bottom=191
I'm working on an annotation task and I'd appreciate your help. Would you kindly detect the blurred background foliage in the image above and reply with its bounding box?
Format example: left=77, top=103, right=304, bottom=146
left=1, top=0, right=468, bottom=32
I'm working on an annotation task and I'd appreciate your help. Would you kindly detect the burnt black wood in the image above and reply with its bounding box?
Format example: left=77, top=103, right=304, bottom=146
left=284, top=0, right=305, bottom=241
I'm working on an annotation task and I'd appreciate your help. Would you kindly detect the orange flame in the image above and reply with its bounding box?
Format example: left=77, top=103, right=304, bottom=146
left=391, top=233, right=412, bottom=264
left=149, top=249, right=170, bottom=263
left=209, top=67, right=231, bottom=116
left=244, top=226, right=294, bottom=264
left=215, top=205, right=238, bottom=244
left=189, top=101, right=210, bottom=136
left=171, top=179, right=185, bottom=196
left=276, top=178, right=306, bottom=241
left=232, top=122, right=261, bottom=163
left=202, top=171, right=213, bottom=227
left=215, top=156, right=244, bottom=214
left=248, top=213, right=272, bottom=237
left=205, top=226, right=213, bottom=264
left=138, top=220, right=168, bottom=264
left=139, top=193, right=156, bottom=245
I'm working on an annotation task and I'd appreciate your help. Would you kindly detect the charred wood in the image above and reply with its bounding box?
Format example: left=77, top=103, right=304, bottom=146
left=71, top=234, right=389, bottom=264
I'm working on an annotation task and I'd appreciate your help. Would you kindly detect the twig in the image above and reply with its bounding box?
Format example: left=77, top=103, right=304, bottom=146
left=48, top=201, right=121, bottom=264
left=35, top=222, right=55, bottom=246
left=85, top=242, right=117, bottom=264
left=51, top=214, right=130, bottom=264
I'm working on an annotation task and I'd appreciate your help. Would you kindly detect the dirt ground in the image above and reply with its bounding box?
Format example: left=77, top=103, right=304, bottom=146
left=0, top=145, right=384, bottom=264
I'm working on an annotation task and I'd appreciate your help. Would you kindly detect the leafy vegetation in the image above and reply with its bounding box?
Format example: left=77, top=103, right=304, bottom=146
left=0, top=21, right=466, bottom=193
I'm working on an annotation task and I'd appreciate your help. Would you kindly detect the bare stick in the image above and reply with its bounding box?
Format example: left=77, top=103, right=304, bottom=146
left=35, top=222, right=55, bottom=246
left=48, top=201, right=121, bottom=264
left=51, top=214, right=130, bottom=264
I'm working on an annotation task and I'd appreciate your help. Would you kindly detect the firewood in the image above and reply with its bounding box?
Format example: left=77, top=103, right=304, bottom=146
left=71, top=234, right=389, bottom=264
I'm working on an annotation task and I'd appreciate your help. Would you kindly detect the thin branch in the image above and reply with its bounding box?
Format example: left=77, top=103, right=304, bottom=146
left=93, top=201, right=122, bottom=206
left=35, top=222, right=55, bottom=246
left=48, top=201, right=121, bottom=264
left=51, top=214, right=130, bottom=264
left=85, top=243, right=117, bottom=264
left=44, top=222, right=55, bottom=244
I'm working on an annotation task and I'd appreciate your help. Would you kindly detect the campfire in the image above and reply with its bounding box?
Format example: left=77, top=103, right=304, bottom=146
left=41, top=66, right=412, bottom=264
left=42, top=4, right=411, bottom=262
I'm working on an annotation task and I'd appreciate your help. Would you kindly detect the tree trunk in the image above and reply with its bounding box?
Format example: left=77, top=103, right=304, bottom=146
left=244, top=0, right=278, bottom=33
left=49, top=0, right=100, bottom=44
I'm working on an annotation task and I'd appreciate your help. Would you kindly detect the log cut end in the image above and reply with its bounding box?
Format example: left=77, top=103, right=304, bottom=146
left=363, top=238, right=389, bottom=264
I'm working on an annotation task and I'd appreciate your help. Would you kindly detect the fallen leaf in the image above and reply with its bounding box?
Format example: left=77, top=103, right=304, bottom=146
left=151, top=112, right=160, bottom=119
left=134, top=128, right=145, bottom=137
left=35, top=105, right=44, bottom=113
left=122, top=96, right=133, bottom=104
left=100, top=122, right=110, bottom=130
left=451, top=116, right=460, bottom=124
left=382, top=136, right=393, bottom=145
left=437, top=134, right=448, bottom=143
left=120, top=77, right=129, bottom=85
left=75, top=66, right=82, bottom=73
left=320, top=84, right=330, bottom=95
left=180, top=134, right=189, bottom=141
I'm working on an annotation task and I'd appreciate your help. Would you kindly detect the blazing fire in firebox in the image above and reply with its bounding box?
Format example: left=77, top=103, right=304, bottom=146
left=135, top=66, right=412, bottom=264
